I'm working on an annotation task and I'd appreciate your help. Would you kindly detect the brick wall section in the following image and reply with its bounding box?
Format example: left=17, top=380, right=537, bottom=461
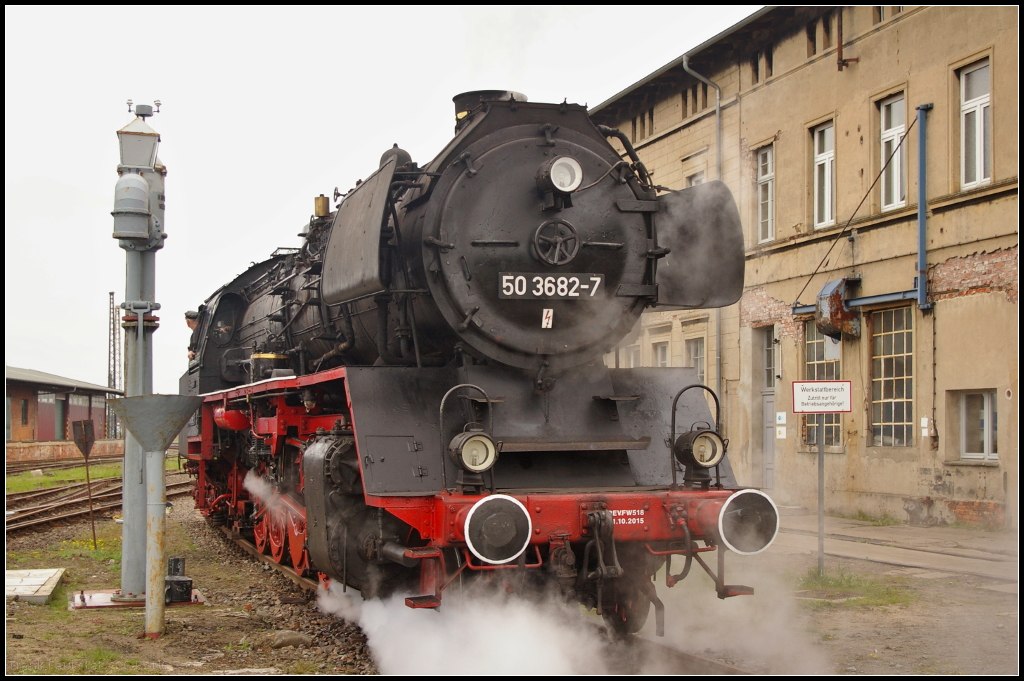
left=945, top=500, right=1006, bottom=528
left=6, top=439, right=124, bottom=463
left=929, top=246, right=1018, bottom=304
left=739, top=287, right=804, bottom=338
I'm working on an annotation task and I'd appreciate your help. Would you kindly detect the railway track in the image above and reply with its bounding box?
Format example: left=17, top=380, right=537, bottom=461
left=216, top=526, right=749, bottom=674
left=4, top=473, right=193, bottom=533
left=6, top=456, right=125, bottom=475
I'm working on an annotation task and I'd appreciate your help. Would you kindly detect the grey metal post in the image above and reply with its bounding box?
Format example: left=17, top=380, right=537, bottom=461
left=109, top=394, right=201, bottom=637
left=145, top=447, right=167, bottom=634
left=111, top=102, right=166, bottom=601
left=818, top=419, right=825, bottom=576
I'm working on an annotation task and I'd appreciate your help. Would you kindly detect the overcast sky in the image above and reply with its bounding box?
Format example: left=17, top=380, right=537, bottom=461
left=5, top=5, right=759, bottom=394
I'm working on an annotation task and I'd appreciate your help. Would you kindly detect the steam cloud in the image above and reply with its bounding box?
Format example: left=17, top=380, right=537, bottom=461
left=243, top=469, right=276, bottom=506
left=317, top=557, right=830, bottom=674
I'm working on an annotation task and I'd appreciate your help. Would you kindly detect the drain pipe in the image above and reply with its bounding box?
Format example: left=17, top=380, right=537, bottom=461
left=682, top=54, right=724, bottom=404
left=682, top=54, right=722, bottom=179
left=916, top=104, right=933, bottom=310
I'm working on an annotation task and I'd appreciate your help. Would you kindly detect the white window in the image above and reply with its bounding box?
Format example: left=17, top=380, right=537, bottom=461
left=687, top=171, right=705, bottom=187
left=686, top=338, right=705, bottom=384
left=960, top=60, right=991, bottom=189
left=757, top=146, right=774, bottom=242
left=880, top=94, right=906, bottom=210
left=813, top=122, right=835, bottom=228
left=626, top=345, right=641, bottom=368
left=763, top=326, right=776, bottom=389
left=652, top=341, right=669, bottom=368
left=961, top=392, right=997, bottom=461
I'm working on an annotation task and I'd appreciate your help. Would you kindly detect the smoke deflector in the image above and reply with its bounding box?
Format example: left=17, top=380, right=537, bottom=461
left=655, top=181, right=745, bottom=308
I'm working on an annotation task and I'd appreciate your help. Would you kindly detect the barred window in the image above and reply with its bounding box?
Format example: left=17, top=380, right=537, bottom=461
left=871, top=308, right=914, bottom=446
left=803, top=322, right=841, bottom=446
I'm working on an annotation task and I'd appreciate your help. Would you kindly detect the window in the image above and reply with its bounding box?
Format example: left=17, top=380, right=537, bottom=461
left=880, top=94, right=907, bottom=210
left=961, top=392, right=997, bottom=461
left=871, top=308, right=914, bottom=447
left=751, top=52, right=760, bottom=85
left=804, top=322, right=842, bottom=446
left=813, top=122, right=836, bottom=228
left=631, top=118, right=637, bottom=143
left=806, top=21, right=817, bottom=57
left=687, top=171, right=705, bottom=187
left=873, top=7, right=884, bottom=24
left=757, top=146, right=775, bottom=242
left=960, top=59, right=991, bottom=189
left=626, top=345, right=641, bottom=368
left=821, top=13, right=833, bottom=50
left=686, top=338, right=705, bottom=384
left=681, top=90, right=688, bottom=119
left=652, top=341, right=669, bottom=368
left=648, top=108, right=654, bottom=137
left=21, top=399, right=28, bottom=425
left=764, top=326, right=776, bottom=389
left=765, top=48, right=773, bottom=78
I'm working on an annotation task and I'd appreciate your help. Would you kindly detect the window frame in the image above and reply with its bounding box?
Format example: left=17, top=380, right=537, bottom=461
left=685, top=337, right=706, bottom=385
left=652, top=341, right=670, bottom=368
left=880, top=93, right=907, bottom=211
left=960, top=391, right=998, bottom=461
left=803, top=322, right=842, bottom=447
left=870, top=307, right=914, bottom=448
left=757, top=145, right=775, bottom=242
left=812, top=121, right=836, bottom=228
left=763, top=326, right=776, bottom=390
left=960, top=59, right=992, bottom=190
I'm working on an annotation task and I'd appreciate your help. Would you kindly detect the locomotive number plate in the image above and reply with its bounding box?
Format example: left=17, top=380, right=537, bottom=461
left=498, top=273, right=604, bottom=299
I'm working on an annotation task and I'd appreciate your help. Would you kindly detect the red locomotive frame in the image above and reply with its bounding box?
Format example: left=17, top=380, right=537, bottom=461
left=187, top=367, right=765, bottom=613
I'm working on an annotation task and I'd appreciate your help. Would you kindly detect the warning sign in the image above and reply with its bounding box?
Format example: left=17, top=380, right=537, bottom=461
left=792, top=381, right=852, bottom=414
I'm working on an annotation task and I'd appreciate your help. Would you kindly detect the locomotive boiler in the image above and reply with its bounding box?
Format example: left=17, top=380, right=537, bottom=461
left=181, top=90, right=779, bottom=635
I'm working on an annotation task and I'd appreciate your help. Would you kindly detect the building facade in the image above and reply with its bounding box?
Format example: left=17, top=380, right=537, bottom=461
left=5, top=366, right=123, bottom=461
left=592, top=6, right=1017, bottom=527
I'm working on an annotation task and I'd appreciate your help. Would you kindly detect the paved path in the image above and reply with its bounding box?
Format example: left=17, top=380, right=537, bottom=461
left=768, top=509, right=1018, bottom=588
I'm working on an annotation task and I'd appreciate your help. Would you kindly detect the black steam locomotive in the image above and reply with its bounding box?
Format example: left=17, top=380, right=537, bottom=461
left=181, top=91, right=778, bottom=635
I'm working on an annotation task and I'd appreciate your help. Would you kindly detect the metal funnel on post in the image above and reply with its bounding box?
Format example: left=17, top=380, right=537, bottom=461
left=109, top=394, right=202, bottom=638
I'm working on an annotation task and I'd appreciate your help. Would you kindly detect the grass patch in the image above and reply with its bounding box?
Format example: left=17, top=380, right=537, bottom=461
left=8, top=646, right=151, bottom=675
left=797, top=565, right=916, bottom=608
left=828, top=510, right=902, bottom=526
left=6, top=457, right=180, bottom=494
left=6, top=464, right=124, bottom=494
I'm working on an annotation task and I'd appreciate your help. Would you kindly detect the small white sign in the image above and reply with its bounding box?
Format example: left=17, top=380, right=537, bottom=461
left=775, top=412, right=787, bottom=425
left=541, top=309, right=553, bottom=328
left=776, top=426, right=787, bottom=439
left=792, top=381, right=852, bottom=413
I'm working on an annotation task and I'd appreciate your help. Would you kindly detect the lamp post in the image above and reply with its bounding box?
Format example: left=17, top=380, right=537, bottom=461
left=111, top=101, right=166, bottom=602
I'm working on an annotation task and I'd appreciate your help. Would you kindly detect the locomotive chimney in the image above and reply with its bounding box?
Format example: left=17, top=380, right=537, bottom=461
left=453, top=90, right=528, bottom=130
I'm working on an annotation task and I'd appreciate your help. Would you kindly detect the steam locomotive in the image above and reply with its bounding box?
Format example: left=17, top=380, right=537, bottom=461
left=180, top=91, right=779, bottom=635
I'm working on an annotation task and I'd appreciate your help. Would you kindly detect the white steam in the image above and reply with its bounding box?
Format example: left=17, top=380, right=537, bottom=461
left=243, top=469, right=276, bottom=506
left=318, top=583, right=617, bottom=674
left=640, top=560, right=831, bottom=674
left=316, top=553, right=831, bottom=674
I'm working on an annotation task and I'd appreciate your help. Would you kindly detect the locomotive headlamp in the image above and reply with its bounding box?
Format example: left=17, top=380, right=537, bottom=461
left=537, top=156, right=584, bottom=194
left=673, top=429, right=726, bottom=468
left=449, top=431, right=499, bottom=473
